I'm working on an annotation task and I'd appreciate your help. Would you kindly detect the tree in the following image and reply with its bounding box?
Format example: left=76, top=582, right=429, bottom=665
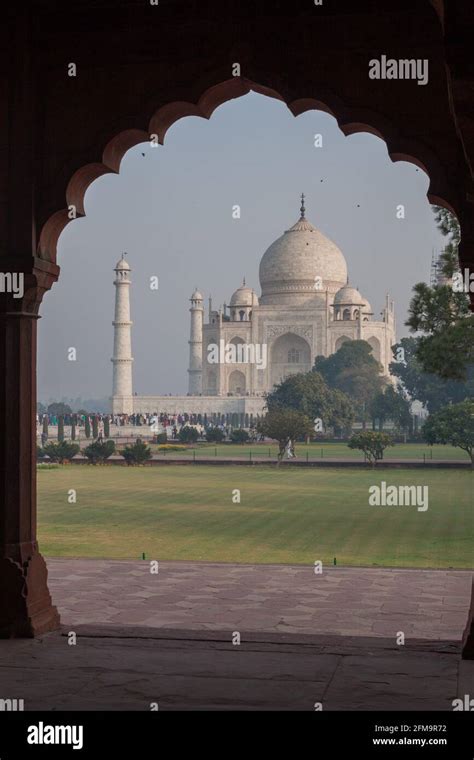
left=37, top=402, right=46, bottom=415
left=205, top=427, right=226, bottom=443
left=422, top=400, right=474, bottom=465
left=121, top=439, right=152, bottom=465
left=348, top=431, right=394, bottom=466
left=84, top=416, right=91, bottom=439
left=83, top=439, right=116, bottom=464
left=178, top=426, right=199, bottom=443
left=57, top=416, right=65, bottom=442
left=266, top=371, right=355, bottom=434
left=42, top=441, right=80, bottom=464
left=47, top=402, right=72, bottom=416
left=230, top=429, right=250, bottom=444
left=406, top=206, right=473, bottom=380
left=369, top=385, right=412, bottom=432
left=314, top=340, right=385, bottom=428
left=92, top=415, right=99, bottom=439
left=104, top=416, right=110, bottom=438
left=257, top=409, right=313, bottom=462
left=71, top=419, right=76, bottom=441
left=389, top=336, right=474, bottom=412
left=42, top=415, right=49, bottom=440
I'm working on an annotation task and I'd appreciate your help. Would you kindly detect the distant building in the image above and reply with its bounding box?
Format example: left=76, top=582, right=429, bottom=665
left=112, top=196, right=396, bottom=415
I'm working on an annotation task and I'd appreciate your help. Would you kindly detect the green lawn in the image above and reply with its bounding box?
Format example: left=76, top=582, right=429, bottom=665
left=37, top=465, right=473, bottom=568
left=149, top=441, right=469, bottom=461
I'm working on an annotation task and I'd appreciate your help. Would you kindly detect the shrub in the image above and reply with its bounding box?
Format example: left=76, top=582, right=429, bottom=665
left=205, top=427, right=225, bottom=443
left=121, top=439, right=152, bottom=465
left=348, top=431, right=394, bottom=466
left=83, top=439, right=116, bottom=464
left=178, top=426, right=199, bottom=443
left=153, top=432, right=168, bottom=444
left=42, top=441, right=80, bottom=464
left=230, top=429, right=250, bottom=444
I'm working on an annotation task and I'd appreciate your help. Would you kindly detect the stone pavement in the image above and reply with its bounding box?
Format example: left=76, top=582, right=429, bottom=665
left=47, top=559, right=472, bottom=640
left=0, top=560, right=471, bottom=711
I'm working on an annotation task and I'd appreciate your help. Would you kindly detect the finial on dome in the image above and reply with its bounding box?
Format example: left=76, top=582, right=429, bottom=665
left=243, top=276, right=246, bottom=286
left=300, top=193, right=306, bottom=219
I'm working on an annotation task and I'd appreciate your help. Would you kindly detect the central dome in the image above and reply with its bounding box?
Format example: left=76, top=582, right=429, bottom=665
left=259, top=197, right=348, bottom=305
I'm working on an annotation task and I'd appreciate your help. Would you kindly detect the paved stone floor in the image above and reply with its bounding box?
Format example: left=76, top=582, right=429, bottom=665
left=0, top=560, right=472, bottom=711
left=48, top=559, right=472, bottom=640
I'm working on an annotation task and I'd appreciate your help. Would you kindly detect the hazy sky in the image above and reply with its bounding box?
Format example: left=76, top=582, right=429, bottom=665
left=38, top=92, right=445, bottom=403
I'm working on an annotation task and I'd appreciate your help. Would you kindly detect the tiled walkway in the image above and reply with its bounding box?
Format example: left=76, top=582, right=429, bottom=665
left=47, top=559, right=472, bottom=640
left=0, top=560, right=471, bottom=710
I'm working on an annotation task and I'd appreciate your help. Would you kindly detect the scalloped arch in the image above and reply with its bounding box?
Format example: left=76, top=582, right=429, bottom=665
left=38, top=77, right=455, bottom=262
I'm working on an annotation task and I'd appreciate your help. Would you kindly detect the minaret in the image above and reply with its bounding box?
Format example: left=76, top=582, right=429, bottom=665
left=188, top=288, right=203, bottom=395
left=111, top=254, right=134, bottom=414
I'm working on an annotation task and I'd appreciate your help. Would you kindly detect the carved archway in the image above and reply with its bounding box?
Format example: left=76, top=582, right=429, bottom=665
left=38, top=78, right=459, bottom=266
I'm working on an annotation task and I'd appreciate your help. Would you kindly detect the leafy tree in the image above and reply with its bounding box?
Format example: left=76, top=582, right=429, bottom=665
left=84, top=416, right=91, bottom=439
left=71, top=420, right=76, bottom=441
left=104, top=416, right=110, bottom=438
left=205, top=427, right=226, bottom=443
left=257, top=409, right=313, bottom=462
left=43, top=441, right=80, bottom=464
left=121, top=439, right=152, bottom=465
left=422, top=400, right=474, bottom=465
left=230, top=429, right=250, bottom=444
left=369, top=385, right=412, bottom=432
left=406, top=207, right=473, bottom=380
left=266, top=371, right=355, bottom=434
left=42, top=415, right=49, bottom=440
left=37, top=402, right=46, bottom=415
left=389, top=336, right=474, bottom=412
left=314, top=340, right=385, bottom=427
left=178, top=426, right=199, bottom=443
left=348, top=431, right=394, bottom=466
left=47, top=402, right=72, bottom=416
left=83, top=439, right=116, bottom=464
left=92, top=416, right=99, bottom=439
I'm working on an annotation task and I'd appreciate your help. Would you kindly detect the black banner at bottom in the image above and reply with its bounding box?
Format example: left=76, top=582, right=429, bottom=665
left=0, top=711, right=472, bottom=757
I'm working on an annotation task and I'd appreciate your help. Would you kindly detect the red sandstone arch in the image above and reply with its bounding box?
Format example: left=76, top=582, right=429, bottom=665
left=38, top=77, right=458, bottom=264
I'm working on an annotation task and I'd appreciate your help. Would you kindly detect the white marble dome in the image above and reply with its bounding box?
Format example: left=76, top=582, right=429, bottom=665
left=191, top=288, right=203, bottom=300
left=115, top=255, right=130, bottom=271
left=230, top=285, right=257, bottom=307
left=334, top=284, right=364, bottom=305
left=259, top=202, right=348, bottom=305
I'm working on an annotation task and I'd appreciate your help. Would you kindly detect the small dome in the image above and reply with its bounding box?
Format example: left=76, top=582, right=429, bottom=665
left=191, top=288, right=203, bottom=300
left=230, top=285, right=256, bottom=307
left=362, top=299, right=372, bottom=313
left=115, top=255, right=130, bottom=271
left=334, top=285, right=364, bottom=305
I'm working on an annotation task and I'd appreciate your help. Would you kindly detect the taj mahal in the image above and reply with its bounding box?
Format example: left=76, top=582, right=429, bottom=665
left=111, top=196, right=396, bottom=416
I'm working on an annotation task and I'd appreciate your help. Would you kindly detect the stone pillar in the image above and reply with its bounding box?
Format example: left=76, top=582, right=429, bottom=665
left=462, top=580, right=474, bottom=659
left=112, top=256, right=134, bottom=414
left=187, top=289, right=203, bottom=395
left=0, top=260, right=60, bottom=637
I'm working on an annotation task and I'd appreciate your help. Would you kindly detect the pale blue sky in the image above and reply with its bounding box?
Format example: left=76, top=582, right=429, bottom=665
left=38, top=92, right=445, bottom=402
